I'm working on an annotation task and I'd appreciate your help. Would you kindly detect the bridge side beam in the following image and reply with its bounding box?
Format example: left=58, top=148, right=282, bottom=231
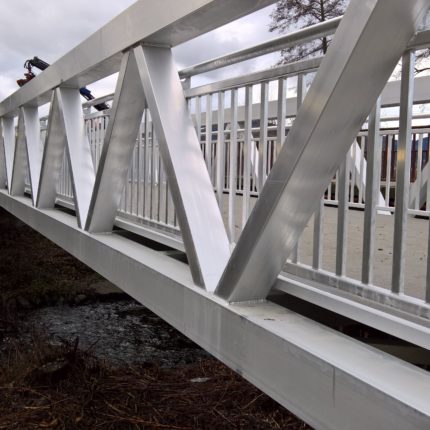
left=215, top=0, right=430, bottom=302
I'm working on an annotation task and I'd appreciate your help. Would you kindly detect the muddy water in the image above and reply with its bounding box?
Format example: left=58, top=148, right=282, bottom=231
left=19, top=300, right=209, bottom=367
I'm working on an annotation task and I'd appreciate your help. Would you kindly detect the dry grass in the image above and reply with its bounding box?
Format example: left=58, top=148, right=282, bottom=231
left=0, top=336, right=311, bottom=430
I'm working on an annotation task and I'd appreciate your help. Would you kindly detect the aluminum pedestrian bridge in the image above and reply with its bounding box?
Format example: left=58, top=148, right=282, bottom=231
left=1, top=1, right=430, bottom=428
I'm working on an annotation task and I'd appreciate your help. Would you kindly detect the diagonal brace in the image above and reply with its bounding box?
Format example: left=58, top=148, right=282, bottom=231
left=134, top=44, right=231, bottom=291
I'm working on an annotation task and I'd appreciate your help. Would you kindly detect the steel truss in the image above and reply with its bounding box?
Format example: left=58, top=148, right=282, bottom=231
left=1, top=1, right=430, bottom=429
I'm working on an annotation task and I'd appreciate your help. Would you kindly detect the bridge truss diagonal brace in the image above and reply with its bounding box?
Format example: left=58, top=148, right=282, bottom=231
left=134, top=44, right=231, bottom=292
left=21, top=106, right=41, bottom=205
left=37, top=91, right=68, bottom=210
left=10, top=111, right=29, bottom=196
left=215, top=0, right=430, bottom=303
left=1, top=117, right=15, bottom=193
left=86, top=50, right=146, bottom=232
left=37, top=88, right=95, bottom=228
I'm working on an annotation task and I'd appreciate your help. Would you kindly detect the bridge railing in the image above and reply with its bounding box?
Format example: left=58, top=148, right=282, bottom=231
left=6, top=1, right=430, bottom=349
left=4, top=2, right=430, bottom=426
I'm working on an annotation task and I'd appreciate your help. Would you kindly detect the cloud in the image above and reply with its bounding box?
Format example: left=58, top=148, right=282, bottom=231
left=173, top=5, right=279, bottom=82
left=0, top=1, right=279, bottom=102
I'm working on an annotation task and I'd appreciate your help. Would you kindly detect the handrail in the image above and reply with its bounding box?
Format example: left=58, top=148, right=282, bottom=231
left=179, top=16, right=342, bottom=79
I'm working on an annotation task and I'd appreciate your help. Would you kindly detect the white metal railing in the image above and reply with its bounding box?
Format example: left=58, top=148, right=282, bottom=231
left=4, top=2, right=430, bottom=426
left=39, top=103, right=430, bottom=314
left=9, top=2, right=430, bottom=346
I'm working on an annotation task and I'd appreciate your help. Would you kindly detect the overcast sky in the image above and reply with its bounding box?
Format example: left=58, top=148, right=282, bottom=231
left=0, top=0, right=279, bottom=102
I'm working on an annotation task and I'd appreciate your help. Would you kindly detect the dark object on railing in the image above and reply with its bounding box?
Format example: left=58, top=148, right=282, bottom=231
left=16, top=57, right=109, bottom=111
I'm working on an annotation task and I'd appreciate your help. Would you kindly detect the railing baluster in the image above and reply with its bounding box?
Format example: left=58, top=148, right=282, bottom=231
left=259, top=81, right=269, bottom=191
left=228, top=89, right=238, bottom=243
left=150, top=123, right=155, bottom=220
left=132, top=143, right=137, bottom=216
left=362, top=98, right=382, bottom=285
left=336, top=155, right=350, bottom=277
left=137, top=122, right=142, bottom=218
left=205, top=94, right=212, bottom=178
left=426, top=140, right=430, bottom=212
left=165, top=164, right=169, bottom=225
left=312, top=196, right=324, bottom=270
left=350, top=141, right=356, bottom=205
left=157, top=153, right=161, bottom=222
left=291, top=74, right=304, bottom=264
left=143, top=110, right=148, bottom=219
left=416, top=133, right=423, bottom=210
left=335, top=170, right=339, bottom=203
left=195, top=96, right=201, bottom=145
left=276, top=78, right=286, bottom=159
left=242, top=85, right=252, bottom=227
left=358, top=135, right=365, bottom=204
left=392, top=51, right=415, bottom=295
left=216, top=92, right=225, bottom=208
left=385, top=135, right=393, bottom=207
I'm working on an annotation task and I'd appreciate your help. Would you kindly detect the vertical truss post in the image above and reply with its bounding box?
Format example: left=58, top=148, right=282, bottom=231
left=215, top=0, right=430, bottom=302
left=86, top=51, right=146, bottom=232
left=134, top=44, right=231, bottom=291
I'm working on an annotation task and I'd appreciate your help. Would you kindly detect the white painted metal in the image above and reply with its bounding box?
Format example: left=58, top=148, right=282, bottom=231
left=2, top=1, right=430, bottom=427
left=1, top=191, right=430, bottom=430
left=362, top=99, right=382, bottom=286
left=86, top=50, right=146, bottom=232
left=59, top=88, right=95, bottom=228
left=21, top=106, right=41, bottom=204
left=336, top=156, right=349, bottom=278
left=216, top=92, right=225, bottom=208
left=0, top=118, right=14, bottom=191
left=134, top=45, right=230, bottom=291
left=10, top=112, right=28, bottom=196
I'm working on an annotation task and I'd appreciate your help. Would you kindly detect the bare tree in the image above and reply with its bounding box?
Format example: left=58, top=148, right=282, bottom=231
left=269, top=0, right=347, bottom=64
left=270, top=0, right=430, bottom=74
